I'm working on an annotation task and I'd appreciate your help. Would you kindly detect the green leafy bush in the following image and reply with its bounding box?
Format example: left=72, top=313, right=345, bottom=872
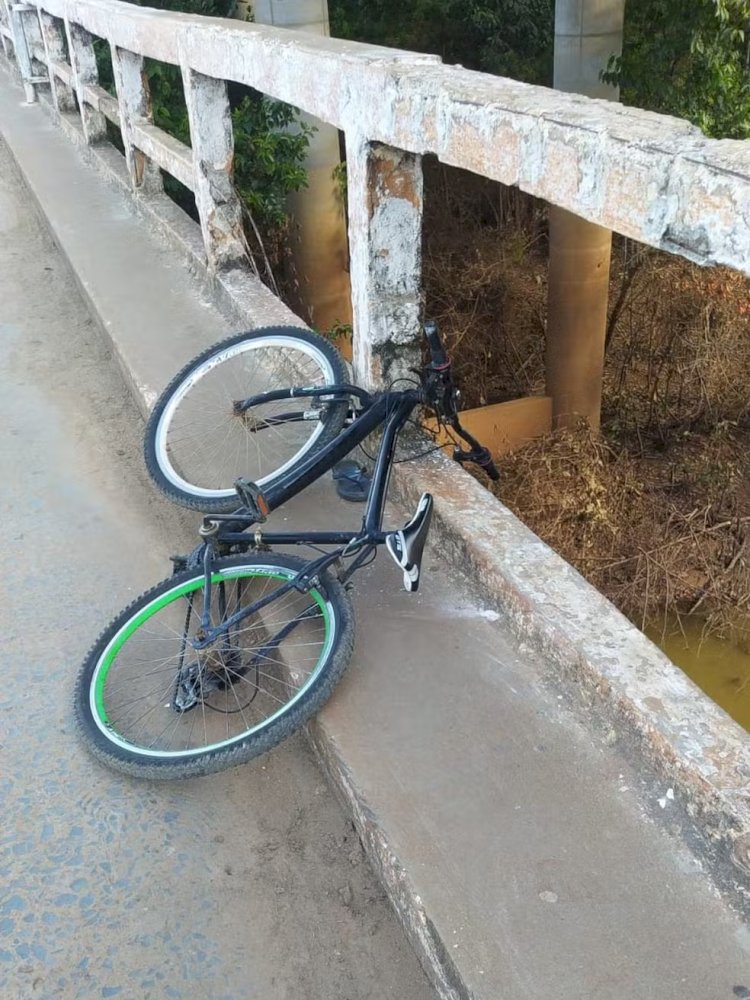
left=135, top=0, right=235, bottom=15
left=604, top=0, right=750, bottom=138
left=330, top=0, right=554, bottom=84
left=231, top=96, right=313, bottom=229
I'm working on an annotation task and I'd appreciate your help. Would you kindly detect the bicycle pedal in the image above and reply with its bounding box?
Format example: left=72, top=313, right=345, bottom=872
left=170, top=554, right=188, bottom=574
left=385, top=493, right=433, bottom=593
left=333, top=462, right=371, bottom=502
left=234, top=478, right=270, bottom=522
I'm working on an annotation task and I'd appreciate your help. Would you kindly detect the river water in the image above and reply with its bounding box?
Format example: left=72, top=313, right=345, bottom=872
left=649, top=620, right=750, bottom=731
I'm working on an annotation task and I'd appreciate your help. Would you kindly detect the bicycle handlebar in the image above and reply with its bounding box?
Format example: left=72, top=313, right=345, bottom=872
left=422, top=320, right=500, bottom=482
left=451, top=419, right=500, bottom=481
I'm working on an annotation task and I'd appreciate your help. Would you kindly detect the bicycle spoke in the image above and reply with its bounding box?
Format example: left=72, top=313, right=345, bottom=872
left=154, top=336, right=341, bottom=496
left=90, top=564, right=335, bottom=758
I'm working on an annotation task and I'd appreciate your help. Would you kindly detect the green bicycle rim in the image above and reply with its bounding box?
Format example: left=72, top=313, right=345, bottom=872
left=90, top=566, right=333, bottom=759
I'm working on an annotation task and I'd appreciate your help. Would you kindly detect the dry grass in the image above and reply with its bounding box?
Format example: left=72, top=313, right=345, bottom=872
left=423, top=160, right=548, bottom=406
left=423, top=161, right=750, bottom=639
left=603, top=247, right=750, bottom=445
left=492, top=424, right=750, bottom=644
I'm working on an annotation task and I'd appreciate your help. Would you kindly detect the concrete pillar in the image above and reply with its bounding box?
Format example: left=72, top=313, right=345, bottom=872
left=19, top=4, right=47, bottom=81
left=346, top=136, right=423, bottom=389
left=37, top=12, right=75, bottom=112
left=546, top=0, right=624, bottom=430
left=181, top=66, right=246, bottom=271
left=553, top=0, right=625, bottom=98
left=65, top=21, right=107, bottom=144
left=250, top=0, right=352, bottom=333
left=110, top=46, right=162, bottom=193
left=546, top=213, right=614, bottom=429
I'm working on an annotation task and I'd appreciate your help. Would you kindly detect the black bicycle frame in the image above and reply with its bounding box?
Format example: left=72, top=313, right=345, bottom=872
left=190, top=386, right=421, bottom=648
left=212, top=385, right=422, bottom=551
left=173, top=322, right=499, bottom=680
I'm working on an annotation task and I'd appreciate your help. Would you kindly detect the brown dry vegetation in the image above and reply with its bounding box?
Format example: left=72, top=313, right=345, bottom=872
left=423, top=162, right=548, bottom=406
left=423, top=160, right=750, bottom=642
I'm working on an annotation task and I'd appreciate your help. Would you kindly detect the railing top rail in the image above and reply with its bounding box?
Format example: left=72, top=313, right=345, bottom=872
left=20, top=0, right=750, bottom=273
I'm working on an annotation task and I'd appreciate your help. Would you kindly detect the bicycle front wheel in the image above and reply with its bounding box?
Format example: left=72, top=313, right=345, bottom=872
left=74, top=554, right=355, bottom=779
left=145, top=327, right=349, bottom=513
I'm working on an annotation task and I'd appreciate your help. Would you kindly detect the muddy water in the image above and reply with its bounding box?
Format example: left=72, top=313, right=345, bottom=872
left=649, top=621, right=750, bottom=731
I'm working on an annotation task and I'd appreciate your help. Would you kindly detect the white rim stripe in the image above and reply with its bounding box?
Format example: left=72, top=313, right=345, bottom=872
left=155, top=336, right=336, bottom=498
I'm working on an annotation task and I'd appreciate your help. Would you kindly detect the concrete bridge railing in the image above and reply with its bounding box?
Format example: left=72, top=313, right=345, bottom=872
left=1, top=0, right=750, bottom=391
left=2, top=0, right=750, bottom=937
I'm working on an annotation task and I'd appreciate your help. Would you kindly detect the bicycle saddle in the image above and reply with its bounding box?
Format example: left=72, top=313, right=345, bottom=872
left=385, top=493, right=434, bottom=593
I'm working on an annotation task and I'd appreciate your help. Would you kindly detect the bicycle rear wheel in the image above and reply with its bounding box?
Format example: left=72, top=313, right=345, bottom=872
left=145, top=327, right=349, bottom=513
left=74, top=554, right=355, bottom=779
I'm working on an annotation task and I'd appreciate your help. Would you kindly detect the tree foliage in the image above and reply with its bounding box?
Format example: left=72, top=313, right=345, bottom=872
left=330, top=0, right=554, bottom=84
left=136, top=0, right=235, bottom=15
left=230, top=98, right=313, bottom=228
left=604, top=0, right=750, bottom=138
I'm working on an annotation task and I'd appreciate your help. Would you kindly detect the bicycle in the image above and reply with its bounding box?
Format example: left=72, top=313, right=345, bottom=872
left=74, top=322, right=499, bottom=779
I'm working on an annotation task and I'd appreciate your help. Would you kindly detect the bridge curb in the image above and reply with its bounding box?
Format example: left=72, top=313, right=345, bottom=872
left=392, top=455, right=750, bottom=905
left=2, top=62, right=748, bottom=971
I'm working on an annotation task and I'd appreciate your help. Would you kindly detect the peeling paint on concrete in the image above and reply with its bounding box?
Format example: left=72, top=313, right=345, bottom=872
left=180, top=65, right=244, bottom=271
left=65, top=22, right=106, bottom=143
left=109, top=43, right=161, bottom=193
left=347, top=137, right=423, bottom=388
left=37, top=11, right=74, bottom=111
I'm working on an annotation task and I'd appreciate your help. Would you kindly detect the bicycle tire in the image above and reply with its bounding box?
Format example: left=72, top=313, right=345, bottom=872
left=144, top=327, right=349, bottom=513
left=74, top=554, right=355, bottom=779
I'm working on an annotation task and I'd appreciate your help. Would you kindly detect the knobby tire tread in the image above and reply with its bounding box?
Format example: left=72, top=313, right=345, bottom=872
left=74, top=554, right=356, bottom=779
left=144, top=327, right=349, bottom=513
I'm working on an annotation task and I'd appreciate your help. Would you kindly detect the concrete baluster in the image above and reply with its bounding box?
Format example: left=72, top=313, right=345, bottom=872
left=346, top=137, right=424, bottom=390
left=181, top=66, right=245, bottom=272
left=65, top=21, right=106, bottom=144
left=9, top=3, right=38, bottom=102
left=37, top=11, right=75, bottom=112
left=110, top=45, right=162, bottom=193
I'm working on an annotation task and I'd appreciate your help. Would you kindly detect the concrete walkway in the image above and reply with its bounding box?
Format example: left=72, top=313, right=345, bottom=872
left=0, top=138, right=436, bottom=1000
left=1, top=77, right=749, bottom=999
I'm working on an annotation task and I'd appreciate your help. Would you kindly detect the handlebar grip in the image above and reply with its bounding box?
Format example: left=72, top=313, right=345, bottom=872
left=424, top=320, right=449, bottom=369
left=472, top=446, right=500, bottom=482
